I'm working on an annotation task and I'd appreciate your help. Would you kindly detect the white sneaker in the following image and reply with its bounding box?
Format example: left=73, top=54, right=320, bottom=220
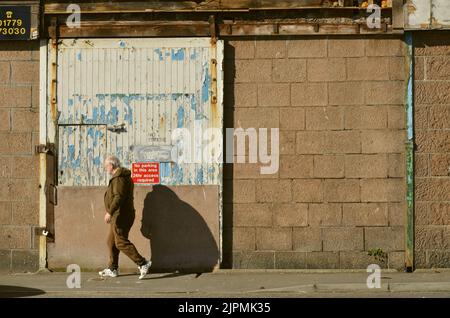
left=138, top=260, right=151, bottom=280
left=99, top=268, right=118, bottom=278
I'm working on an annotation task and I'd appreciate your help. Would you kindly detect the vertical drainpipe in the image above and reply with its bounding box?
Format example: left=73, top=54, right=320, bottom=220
left=404, top=32, right=414, bottom=273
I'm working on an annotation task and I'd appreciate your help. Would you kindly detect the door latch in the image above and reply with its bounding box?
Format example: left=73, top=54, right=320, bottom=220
left=34, top=227, right=54, bottom=239
left=107, top=123, right=126, bottom=133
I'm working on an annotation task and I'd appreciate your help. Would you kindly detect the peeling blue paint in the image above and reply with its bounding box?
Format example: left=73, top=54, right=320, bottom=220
left=172, top=165, right=179, bottom=180
left=196, top=168, right=204, bottom=184
left=190, top=95, right=197, bottom=111
left=76, top=52, right=82, bottom=61
left=122, top=95, right=134, bottom=126
left=154, top=49, right=163, bottom=61
left=95, top=129, right=103, bottom=139
left=201, top=66, right=211, bottom=104
left=177, top=106, right=185, bottom=128
left=124, top=107, right=133, bottom=126
left=87, top=126, right=94, bottom=139
left=171, top=48, right=185, bottom=61
left=160, top=163, right=170, bottom=180
left=177, top=166, right=184, bottom=183
left=93, top=156, right=101, bottom=166
left=62, top=93, right=201, bottom=125
left=68, top=98, right=74, bottom=107
left=190, top=49, right=197, bottom=60
left=100, top=104, right=106, bottom=122
left=172, top=164, right=184, bottom=184
left=107, top=107, right=119, bottom=125
left=171, top=93, right=182, bottom=101
left=92, top=107, right=99, bottom=122
left=68, top=145, right=81, bottom=169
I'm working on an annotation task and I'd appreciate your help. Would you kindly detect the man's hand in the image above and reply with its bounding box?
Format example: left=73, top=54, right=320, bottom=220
left=104, top=213, right=111, bottom=224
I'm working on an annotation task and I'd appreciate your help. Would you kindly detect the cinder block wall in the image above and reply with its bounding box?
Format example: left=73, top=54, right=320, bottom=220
left=414, top=31, right=450, bottom=268
left=223, top=36, right=407, bottom=269
left=0, top=41, right=40, bottom=272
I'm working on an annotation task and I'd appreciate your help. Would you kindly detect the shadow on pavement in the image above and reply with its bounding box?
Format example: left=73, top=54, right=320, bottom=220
left=0, top=285, right=46, bottom=298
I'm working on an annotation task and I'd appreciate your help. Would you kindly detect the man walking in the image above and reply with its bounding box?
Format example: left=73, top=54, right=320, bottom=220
left=99, top=155, right=151, bottom=279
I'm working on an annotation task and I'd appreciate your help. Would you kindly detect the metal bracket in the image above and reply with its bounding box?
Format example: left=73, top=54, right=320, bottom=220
left=35, top=144, right=55, bottom=155
left=34, top=227, right=54, bottom=239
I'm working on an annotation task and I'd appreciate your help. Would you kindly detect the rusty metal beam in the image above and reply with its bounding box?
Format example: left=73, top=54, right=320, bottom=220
left=222, top=22, right=392, bottom=36
left=55, top=21, right=211, bottom=38
left=43, top=1, right=396, bottom=37
left=43, top=0, right=394, bottom=14
left=52, top=20, right=394, bottom=38
left=44, top=1, right=221, bottom=14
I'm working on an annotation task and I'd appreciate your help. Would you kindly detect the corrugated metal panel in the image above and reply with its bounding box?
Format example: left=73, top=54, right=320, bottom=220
left=405, top=0, right=450, bottom=29
left=55, top=38, right=223, bottom=186
left=58, top=125, right=107, bottom=186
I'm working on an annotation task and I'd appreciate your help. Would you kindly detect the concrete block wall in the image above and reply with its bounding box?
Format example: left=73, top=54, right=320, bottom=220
left=223, top=36, right=407, bottom=269
left=0, top=41, right=40, bottom=272
left=414, top=31, right=450, bottom=268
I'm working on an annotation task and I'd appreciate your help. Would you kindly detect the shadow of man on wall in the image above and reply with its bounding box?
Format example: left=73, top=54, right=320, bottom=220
left=140, top=185, right=219, bottom=273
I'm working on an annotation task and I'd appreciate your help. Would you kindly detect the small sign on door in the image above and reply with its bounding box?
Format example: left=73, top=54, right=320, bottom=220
left=132, top=162, right=160, bottom=184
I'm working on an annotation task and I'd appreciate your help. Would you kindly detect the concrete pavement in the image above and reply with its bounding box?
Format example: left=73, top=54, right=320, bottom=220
left=1, top=269, right=450, bottom=298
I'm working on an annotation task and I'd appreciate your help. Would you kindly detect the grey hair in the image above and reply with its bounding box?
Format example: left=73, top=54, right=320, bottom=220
left=105, top=155, right=121, bottom=169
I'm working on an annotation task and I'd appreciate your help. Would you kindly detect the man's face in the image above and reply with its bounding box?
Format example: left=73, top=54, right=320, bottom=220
left=104, top=161, right=114, bottom=175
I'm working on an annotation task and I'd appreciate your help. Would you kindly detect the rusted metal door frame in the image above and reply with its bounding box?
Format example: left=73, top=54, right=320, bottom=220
left=38, top=32, right=58, bottom=269
left=209, top=16, right=225, bottom=266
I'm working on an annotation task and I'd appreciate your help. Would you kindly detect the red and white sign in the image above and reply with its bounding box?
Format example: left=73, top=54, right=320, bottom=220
left=132, top=162, right=160, bottom=184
